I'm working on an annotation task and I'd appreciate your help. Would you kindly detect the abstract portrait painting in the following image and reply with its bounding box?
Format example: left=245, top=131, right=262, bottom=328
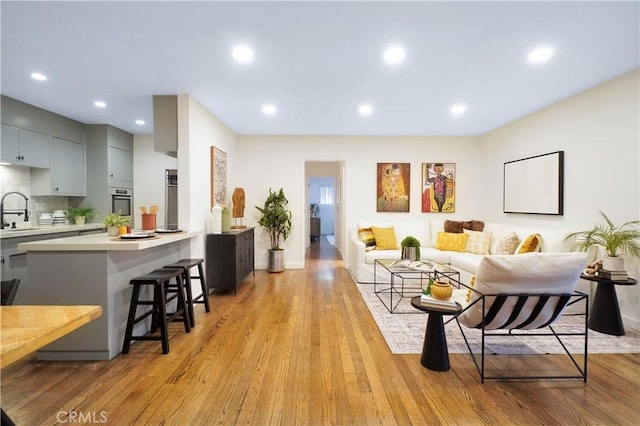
left=422, top=162, right=455, bottom=212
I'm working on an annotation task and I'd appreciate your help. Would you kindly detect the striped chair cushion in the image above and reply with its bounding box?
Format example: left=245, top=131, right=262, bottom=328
left=457, top=252, right=587, bottom=330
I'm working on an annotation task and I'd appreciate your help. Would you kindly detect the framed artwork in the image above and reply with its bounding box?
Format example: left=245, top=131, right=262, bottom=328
left=503, top=151, right=564, bottom=215
left=377, top=163, right=410, bottom=212
left=210, top=146, right=227, bottom=208
left=422, top=162, right=455, bottom=212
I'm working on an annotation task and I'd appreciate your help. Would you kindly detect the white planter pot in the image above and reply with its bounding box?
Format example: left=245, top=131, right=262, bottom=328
left=602, top=256, right=625, bottom=272
left=107, top=226, right=120, bottom=237
left=74, top=216, right=86, bottom=225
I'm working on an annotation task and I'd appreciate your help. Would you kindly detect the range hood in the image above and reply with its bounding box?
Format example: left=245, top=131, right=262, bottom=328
left=153, top=95, right=178, bottom=158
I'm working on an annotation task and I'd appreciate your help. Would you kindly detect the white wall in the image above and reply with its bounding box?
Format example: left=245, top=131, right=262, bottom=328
left=132, top=134, right=177, bottom=229
left=236, top=135, right=482, bottom=270
left=479, top=68, right=640, bottom=328
left=178, top=95, right=237, bottom=262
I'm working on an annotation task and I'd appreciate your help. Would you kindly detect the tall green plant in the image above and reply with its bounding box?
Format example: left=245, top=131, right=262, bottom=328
left=566, top=211, right=640, bottom=258
left=255, top=188, right=292, bottom=250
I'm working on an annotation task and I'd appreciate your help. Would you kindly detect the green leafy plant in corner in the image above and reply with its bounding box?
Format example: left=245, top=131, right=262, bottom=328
left=103, top=211, right=131, bottom=228
left=255, top=188, right=292, bottom=250
left=566, top=211, right=640, bottom=258
left=66, top=207, right=94, bottom=219
left=401, top=235, right=421, bottom=259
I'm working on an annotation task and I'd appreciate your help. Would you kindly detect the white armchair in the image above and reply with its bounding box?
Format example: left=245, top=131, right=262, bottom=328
left=453, top=252, right=589, bottom=382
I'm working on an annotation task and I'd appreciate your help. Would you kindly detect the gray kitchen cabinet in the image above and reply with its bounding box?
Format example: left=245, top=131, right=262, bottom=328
left=30, top=137, right=86, bottom=196
left=1, top=123, right=51, bottom=168
left=108, top=145, right=133, bottom=188
left=81, top=125, right=134, bottom=219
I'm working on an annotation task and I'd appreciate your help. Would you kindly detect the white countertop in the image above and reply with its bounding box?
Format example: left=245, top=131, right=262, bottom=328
left=0, top=223, right=105, bottom=239
left=17, top=230, right=202, bottom=251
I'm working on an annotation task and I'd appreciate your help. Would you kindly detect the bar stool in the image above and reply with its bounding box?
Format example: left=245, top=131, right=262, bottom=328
left=163, top=258, right=211, bottom=327
left=122, top=268, right=191, bottom=355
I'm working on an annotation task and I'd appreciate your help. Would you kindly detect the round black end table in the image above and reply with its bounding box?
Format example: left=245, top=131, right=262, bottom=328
left=580, top=273, right=637, bottom=336
left=410, top=296, right=462, bottom=371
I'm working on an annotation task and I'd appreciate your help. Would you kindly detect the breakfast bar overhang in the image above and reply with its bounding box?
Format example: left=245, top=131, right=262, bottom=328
left=16, top=231, right=202, bottom=361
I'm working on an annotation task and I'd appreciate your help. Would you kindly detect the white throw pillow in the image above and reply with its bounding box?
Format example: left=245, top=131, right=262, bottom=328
left=463, top=229, right=492, bottom=255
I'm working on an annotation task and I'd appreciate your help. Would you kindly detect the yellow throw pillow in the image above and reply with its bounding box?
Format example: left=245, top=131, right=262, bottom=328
left=515, top=233, right=542, bottom=254
left=463, top=229, right=492, bottom=255
left=371, top=226, right=398, bottom=250
left=434, top=232, right=469, bottom=252
left=357, top=227, right=376, bottom=251
left=494, top=232, right=520, bottom=255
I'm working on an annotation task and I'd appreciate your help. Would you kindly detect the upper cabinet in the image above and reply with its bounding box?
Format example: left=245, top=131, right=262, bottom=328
left=1, top=124, right=51, bottom=168
left=30, top=137, right=86, bottom=196
left=109, top=144, right=133, bottom=189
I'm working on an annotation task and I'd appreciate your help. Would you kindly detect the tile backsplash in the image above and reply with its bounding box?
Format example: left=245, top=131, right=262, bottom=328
left=1, top=165, right=71, bottom=226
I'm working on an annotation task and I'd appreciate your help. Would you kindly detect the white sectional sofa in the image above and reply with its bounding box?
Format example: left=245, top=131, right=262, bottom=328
left=348, top=218, right=576, bottom=285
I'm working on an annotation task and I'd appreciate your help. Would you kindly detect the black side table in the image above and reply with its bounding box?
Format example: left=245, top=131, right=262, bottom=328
left=410, top=296, right=462, bottom=371
left=580, top=273, right=637, bottom=336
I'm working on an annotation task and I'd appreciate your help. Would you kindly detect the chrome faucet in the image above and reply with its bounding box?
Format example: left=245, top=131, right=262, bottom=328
left=0, top=191, right=30, bottom=229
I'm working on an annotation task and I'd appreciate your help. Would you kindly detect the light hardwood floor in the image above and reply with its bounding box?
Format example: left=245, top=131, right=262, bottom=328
left=1, top=237, right=639, bottom=425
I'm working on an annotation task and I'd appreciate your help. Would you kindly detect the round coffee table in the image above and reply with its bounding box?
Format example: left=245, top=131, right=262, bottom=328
left=410, top=296, right=462, bottom=371
left=580, top=273, right=637, bottom=336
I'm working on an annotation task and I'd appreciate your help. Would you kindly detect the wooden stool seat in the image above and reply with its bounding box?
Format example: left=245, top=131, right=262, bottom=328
left=163, top=258, right=210, bottom=326
left=122, top=268, right=191, bottom=355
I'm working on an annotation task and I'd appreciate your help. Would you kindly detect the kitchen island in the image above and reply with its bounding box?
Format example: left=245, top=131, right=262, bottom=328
left=17, top=230, right=202, bottom=361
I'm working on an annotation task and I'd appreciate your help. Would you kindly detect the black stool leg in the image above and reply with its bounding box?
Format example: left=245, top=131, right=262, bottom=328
left=158, top=280, right=170, bottom=354
left=196, top=263, right=211, bottom=313
left=181, top=269, right=196, bottom=327
left=122, top=284, right=141, bottom=354
left=173, top=275, right=191, bottom=332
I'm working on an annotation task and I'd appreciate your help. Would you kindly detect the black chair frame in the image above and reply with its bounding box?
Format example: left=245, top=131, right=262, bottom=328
left=446, top=285, right=589, bottom=383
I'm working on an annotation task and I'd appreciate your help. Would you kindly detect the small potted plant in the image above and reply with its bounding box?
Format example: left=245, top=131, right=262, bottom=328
left=103, top=211, right=131, bottom=237
left=255, top=188, right=292, bottom=272
left=566, top=211, right=640, bottom=271
left=66, top=207, right=94, bottom=225
left=401, top=236, right=421, bottom=261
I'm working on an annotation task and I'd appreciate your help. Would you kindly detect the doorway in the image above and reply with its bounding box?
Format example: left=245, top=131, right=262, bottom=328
left=305, top=161, right=345, bottom=264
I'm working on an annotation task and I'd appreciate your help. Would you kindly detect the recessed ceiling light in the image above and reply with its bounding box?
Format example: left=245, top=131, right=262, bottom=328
left=528, top=46, right=553, bottom=64
left=383, top=46, right=406, bottom=65
left=359, top=104, right=373, bottom=115
left=30, top=72, right=47, bottom=81
left=94, top=101, right=107, bottom=108
left=232, top=45, right=254, bottom=63
left=450, top=104, right=466, bottom=115
left=135, top=119, right=145, bottom=125
left=262, top=104, right=277, bottom=115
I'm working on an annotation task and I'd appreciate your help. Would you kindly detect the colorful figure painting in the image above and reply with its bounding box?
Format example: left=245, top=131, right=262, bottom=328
left=422, top=162, right=455, bottom=212
left=377, top=163, right=410, bottom=212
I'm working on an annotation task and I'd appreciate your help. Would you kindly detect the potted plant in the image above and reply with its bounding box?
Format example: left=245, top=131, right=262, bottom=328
left=566, top=211, right=640, bottom=271
left=103, top=211, right=131, bottom=237
left=401, top=236, right=421, bottom=261
left=255, top=188, right=292, bottom=272
left=66, top=207, right=94, bottom=225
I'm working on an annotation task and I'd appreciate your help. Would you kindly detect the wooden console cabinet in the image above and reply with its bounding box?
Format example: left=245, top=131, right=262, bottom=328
left=206, top=227, right=255, bottom=294
left=310, top=217, right=321, bottom=240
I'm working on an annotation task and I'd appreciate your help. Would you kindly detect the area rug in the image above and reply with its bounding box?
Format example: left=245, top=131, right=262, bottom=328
left=356, top=282, right=640, bottom=355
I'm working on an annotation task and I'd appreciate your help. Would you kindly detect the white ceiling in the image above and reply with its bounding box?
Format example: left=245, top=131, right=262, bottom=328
left=1, top=1, right=639, bottom=136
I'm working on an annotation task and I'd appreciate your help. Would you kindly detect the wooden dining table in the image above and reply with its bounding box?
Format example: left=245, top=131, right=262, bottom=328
left=1, top=305, right=102, bottom=368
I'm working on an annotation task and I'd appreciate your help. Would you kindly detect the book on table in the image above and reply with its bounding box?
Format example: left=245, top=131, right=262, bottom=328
left=597, top=269, right=628, bottom=281
left=390, top=259, right=435, bottom=271
left=420, top=293, right=458, bottom=309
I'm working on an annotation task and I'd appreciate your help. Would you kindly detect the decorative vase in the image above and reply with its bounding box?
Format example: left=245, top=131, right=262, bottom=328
left=401, top=247, right=418, bottom=261
left=602, top=256, right=625, bottom=272
left=267, top=249, right=285, bottom=273
left=430, top=281, right=453, bottom=301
